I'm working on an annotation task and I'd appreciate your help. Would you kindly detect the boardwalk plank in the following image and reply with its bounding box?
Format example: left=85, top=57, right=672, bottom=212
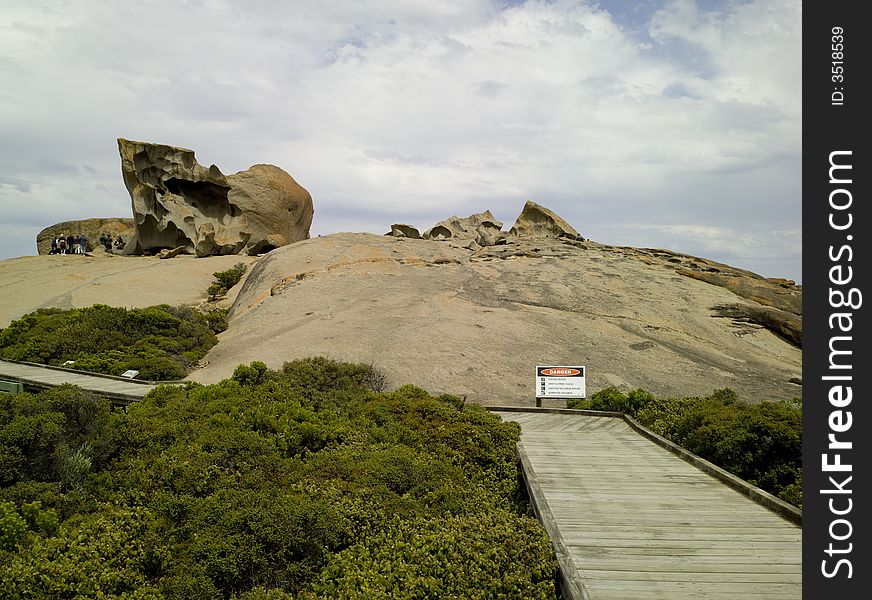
left=0, top=359, right=158, bottom=402
left=496, top=411, right=801, bottom=600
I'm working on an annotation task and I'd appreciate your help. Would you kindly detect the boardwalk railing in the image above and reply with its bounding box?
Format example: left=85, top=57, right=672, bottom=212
left=0, top=358, right=175, bottom=405
left=493, top=406, right=801, bottom=525
left=491, top=406, right=802, bottom=600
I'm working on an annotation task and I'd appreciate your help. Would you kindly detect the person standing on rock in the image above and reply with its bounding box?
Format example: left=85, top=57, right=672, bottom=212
left=58, top=236, right=67, bottom=255
left=103, top=233, right=113, bottom=253
left=66, top=234, right=75, bottom=255
left=79, top=233, right=87, bottom=254
left=50, top=237, right=58, bottom=255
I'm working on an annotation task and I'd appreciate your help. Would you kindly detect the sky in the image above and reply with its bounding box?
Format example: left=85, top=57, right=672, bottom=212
left=0, top=0, right=801, bottom=281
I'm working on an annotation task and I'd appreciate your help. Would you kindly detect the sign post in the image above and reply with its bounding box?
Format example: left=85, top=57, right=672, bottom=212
left=536, top=365, right=586, bottom=407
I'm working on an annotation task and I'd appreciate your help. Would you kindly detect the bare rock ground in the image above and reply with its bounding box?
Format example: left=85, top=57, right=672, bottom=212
left=0, top=233, right=801, bottom=407
left=189, top=232, right=801, bottom=406
left=0, top=253, right=259, bottom=328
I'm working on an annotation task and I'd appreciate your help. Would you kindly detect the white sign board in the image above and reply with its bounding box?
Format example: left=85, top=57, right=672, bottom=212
left=536, top=365, right=586, bottom=399
left=121, top=369, right=140, bottom=379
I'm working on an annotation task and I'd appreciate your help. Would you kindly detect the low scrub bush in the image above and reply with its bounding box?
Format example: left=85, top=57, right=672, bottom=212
left=0, top=305, right=221, bottom=380
left=208, top=263, right=247, bottom=300
left=304, top=511, right=555, bottom=599
left=0, top=358, right=555, bottom=597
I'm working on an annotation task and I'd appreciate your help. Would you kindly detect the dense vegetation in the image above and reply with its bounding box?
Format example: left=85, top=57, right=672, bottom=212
left=0, top=305, right=228, bottom=381
left=0, top=358, right=556, bottom=598
left=568, top=387, right=802, bottom=507
left=208, top=263, right=248, bottom=301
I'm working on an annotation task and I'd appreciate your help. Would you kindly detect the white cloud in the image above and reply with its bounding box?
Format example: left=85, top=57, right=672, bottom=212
left=0, top=0, right=801, bottom=279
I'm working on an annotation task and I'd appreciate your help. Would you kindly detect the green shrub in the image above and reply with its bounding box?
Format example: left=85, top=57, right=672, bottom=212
left=233, top=361, right=268, bottom=386
left=0, top=305, right=219, bottom=380
left=56, top=443, right=93, bottom=490
left=305, top=511, right=556, bottom=599
left=1, top=505, right=165, bottom=598
left=672, top=396, right=802, bottom=502
left=205, top=308, right=230, bottom=333
left=0, top=359, right=555, bottom=597
left=280, top=357, right=389, bottom=396
left=0, top=500, right=28, bottom=550
left=20, top=500, right=59, bottom=535
left=208, top=263, right=248, bottom=300
left=567, top=386, right=653, bottom=415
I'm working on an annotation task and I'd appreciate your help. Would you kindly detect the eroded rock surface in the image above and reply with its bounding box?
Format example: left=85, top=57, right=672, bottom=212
left=510, top=200, right=580, bottom=239
left=227, top=164, right=314, bottom=254
left=422, top=210, right=504, bottom=244
left=190, top=232, right=802, bottom=407
left=118, top=139, right=313, bottom=257
left=605, top=245, right=803, bottom=345
left=387, top=224, right=421, bottom=239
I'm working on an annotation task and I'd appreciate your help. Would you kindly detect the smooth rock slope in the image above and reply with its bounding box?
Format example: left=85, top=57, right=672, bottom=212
left=189, top=232, right=802, bottom=406
left=0, top=253, right=259, bottom=328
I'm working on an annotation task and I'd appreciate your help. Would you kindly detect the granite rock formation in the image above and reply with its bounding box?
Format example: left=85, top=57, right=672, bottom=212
left=36, top=218, right=135, bottom=255
left=386, top=224, right=421, bottom=239
left=187, top=231, right=801, bottom=406
left=422, top=210, right=505, bottom=244
left=117, top=138, right=313, bottom=257
left=510, top=200, right=580, bottom=239
left=15, top=198, right=801, bottom=408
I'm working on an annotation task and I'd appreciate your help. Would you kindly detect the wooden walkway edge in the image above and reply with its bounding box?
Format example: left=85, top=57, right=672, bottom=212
left=492, top=408, right=802, bottom=600
left=0, top=359, right=165, bottom=404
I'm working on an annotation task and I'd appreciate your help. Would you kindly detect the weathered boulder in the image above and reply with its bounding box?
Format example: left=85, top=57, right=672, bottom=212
left=386, top=224, right=421, bottom=239
left=226, top=164, right=314, bottom=254
left=158, top=246, right=186, bottom=260
left=36, top=218, right=135, bottom=255
left=117, top=139, right=313, bottom=257
left=510, top=200, right=579, bottom=239
left=475, top=228, right=513, bottom=247
left=422, top=211, right=503, bottom=242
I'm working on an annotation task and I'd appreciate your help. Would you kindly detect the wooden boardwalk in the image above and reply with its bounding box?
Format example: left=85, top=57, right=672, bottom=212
left=0, top=359, right=159, bottom=403
left=496, top=411, right=801, bottom=600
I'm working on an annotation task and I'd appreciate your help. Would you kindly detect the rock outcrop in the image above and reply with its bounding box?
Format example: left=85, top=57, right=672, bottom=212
left=36, top=218, right=135, bottom=255
left=11, top=213, right=803, bottom=407
left=188, top=232, right=801, bottom=407
left=510, top=200, right=580, bottom=239
left=422, top=211, right=505, bottom=243
left=386, top=224, right=421, bottom=239
left=117, top=139, right=313, bottom=257
left=414, top=203, right=578, bottom=248
left=226, top=164, right=314, bottom=254
left=606, top=245, right=803, bottom=346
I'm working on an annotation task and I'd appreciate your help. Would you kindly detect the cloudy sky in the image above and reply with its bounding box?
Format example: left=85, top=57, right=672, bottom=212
left=1, top=0, right=801, bottom=281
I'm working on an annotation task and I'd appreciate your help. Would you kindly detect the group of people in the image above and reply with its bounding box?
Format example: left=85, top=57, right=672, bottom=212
left=49, top=233, right=125, bottom=255
left=49, top=233, right=88, bottom=255
left=100, top=233, right=126, bottom=252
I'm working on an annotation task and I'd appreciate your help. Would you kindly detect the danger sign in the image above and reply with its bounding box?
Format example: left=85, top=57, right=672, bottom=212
left=536, top=365, right=586, bottom=399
